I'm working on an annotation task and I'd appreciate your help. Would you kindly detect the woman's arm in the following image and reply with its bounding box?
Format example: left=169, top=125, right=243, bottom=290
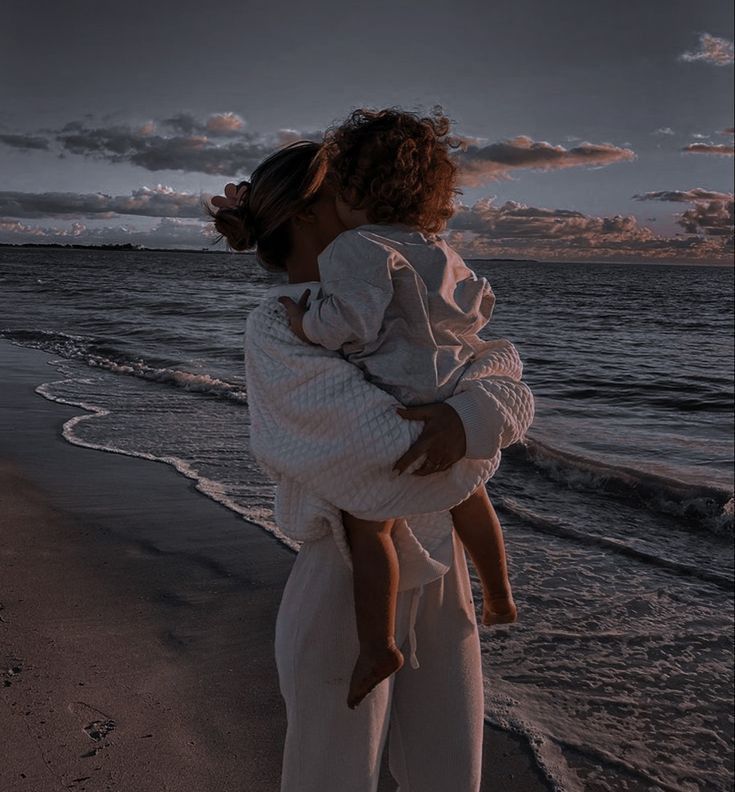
left=445, top=337, right=535, bottom=459
left=244, top=299, right=533, bottom=520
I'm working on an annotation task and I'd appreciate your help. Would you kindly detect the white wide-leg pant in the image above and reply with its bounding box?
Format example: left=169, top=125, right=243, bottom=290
left=274, top=528, right=485, bottom=792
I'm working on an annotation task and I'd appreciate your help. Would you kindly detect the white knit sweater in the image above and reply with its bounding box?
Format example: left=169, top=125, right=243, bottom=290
left=244, top=281, right=535, bottom=584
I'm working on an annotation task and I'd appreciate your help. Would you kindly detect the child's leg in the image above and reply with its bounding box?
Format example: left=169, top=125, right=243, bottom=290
left=341, top=511, right=404, bottom=710
left=449, top=485, right=518, bottom=626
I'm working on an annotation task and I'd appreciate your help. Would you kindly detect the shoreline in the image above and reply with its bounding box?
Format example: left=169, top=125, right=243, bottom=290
left=0, top=339, right=550, bottom=791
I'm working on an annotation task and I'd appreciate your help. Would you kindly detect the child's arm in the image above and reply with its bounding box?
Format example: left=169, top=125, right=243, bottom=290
left=278, top=231, right=396, bottom=350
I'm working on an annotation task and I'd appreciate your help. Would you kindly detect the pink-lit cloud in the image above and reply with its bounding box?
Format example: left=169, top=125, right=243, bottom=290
left=205, top=112, right=247, bottom=136
left=446, top=196, right=732, bottom=264
left=682, top=142, right=734, bottom=156
left=633, top=189, right=734, bottom=238
left=0, top=185, right=207, bottom=219
left=454, top=136, right=636, bottom=186
left=0, top=114, right=275, bottom=175
left=633, top=188, right=733, bottom=203
left=679, top=33, right=734, bottom=66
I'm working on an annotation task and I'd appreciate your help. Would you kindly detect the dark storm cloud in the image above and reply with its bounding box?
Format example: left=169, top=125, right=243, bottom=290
left=0, top=133, right=49, bottom=151
left=454, top=136, right=636, bottom=186
left=0, top=186, right=205, bottom=219
left=678, top=33, right=734, bottom=66
left=447, top=196, right=732, bottom=263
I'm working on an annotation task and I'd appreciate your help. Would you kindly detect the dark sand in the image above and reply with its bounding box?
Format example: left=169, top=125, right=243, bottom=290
left=0, top=340, right=550, bottom=791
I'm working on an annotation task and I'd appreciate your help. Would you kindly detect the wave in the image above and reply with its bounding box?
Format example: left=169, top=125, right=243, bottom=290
left=4, top=327, right=732, bottom=535
left=498, top=497, right=733, bottom=591
left=0, top=328, right=248, bottom=403
left=508, top=436, right=733, bottom=535
left=34, top=375, right=301, bottom=558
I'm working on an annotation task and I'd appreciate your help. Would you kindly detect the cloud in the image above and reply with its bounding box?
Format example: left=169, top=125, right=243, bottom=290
left=454, top=136, right=636, bottom=186
left=0, top=216, right=217, bottom=249
left=676, top=199, right=734, bottom=237
left=0, top=133, right=50, bottom=150
left=160, top=111, right=247, bottom=137
left=0, top=218, right=87, bottom=239
left=633, top=188, right=734, bottom=238
left=54, top=120, right=273, bottom=175
left=446, top=196, right=732, bottom=264
left=4, top=194, right=732, bottom=262
left=0, top=112, right=280, bottom=176
left=653, top=127, right=676, bottom=136
left=678, top=33, right=734, bottom=66
left=205, top=112, right=247, bottom=136
left=0, top=185, right=208, bottom=219
left=0, top=114, right=637, bottom=185
left=633, top=188, right=733, bottom=203
left=682, top=142, right=734, bottom=156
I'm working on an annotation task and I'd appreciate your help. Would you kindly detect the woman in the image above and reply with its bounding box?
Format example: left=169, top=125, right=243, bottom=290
left=208, top=139, right=534, bottom=792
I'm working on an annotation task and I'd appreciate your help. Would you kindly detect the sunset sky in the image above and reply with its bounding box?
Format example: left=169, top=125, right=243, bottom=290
left=1, top=0, right=732, bottom=263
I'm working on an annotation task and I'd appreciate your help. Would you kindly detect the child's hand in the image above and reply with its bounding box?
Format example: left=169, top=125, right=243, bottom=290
left=277, top=289, right=313, bottom=344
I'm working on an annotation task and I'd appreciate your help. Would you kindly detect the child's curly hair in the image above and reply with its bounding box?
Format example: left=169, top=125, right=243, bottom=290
left=323, top=107, right=460, bottom=234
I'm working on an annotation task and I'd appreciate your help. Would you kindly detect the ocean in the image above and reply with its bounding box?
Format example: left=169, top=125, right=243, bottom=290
left=1, top=246, right=733, bottom=792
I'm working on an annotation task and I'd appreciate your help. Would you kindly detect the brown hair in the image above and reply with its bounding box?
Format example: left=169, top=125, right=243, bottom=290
left=323, top=107, right=460, bottom=234
left=204, top=140, right=327, bottom=271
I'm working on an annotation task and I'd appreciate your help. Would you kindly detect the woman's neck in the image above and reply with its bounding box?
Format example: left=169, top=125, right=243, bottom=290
left=284, top=249, right=320, bottom=283
left=287, top=271, right=319, bottom=284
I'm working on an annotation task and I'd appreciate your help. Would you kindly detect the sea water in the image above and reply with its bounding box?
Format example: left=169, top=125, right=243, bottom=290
left=1, top=247, right=733, bottom=791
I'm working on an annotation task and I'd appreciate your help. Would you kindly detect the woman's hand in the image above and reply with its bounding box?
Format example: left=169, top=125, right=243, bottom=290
left=393, top=402, right=467, bottom=476
left=210, top=181, right=249, bottom=210
left=277, top=289, right=313, bottom=344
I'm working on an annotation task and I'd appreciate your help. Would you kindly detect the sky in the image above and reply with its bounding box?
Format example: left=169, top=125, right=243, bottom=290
left=0, top=0, right=732, bottom=263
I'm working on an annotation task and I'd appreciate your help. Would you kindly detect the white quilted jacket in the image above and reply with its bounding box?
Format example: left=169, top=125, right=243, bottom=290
left=244, top=281, right=535, bottom=587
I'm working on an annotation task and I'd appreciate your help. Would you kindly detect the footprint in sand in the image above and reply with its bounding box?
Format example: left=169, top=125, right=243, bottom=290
left=67, top=701, right=117, bottom=755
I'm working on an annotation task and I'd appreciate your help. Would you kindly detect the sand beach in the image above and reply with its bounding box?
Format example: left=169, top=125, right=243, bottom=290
left=0, top=340, right=549, bottom=791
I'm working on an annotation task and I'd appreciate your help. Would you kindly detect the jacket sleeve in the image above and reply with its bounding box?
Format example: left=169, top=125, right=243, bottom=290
left=301, top=231, right=395, bottom=350
left=301, top=279, right=393, bottom=350
left=445, top=338, right=535, bottom=459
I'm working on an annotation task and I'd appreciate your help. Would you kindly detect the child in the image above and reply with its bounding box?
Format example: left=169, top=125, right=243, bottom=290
left=277, top=108, right=518, bottom=711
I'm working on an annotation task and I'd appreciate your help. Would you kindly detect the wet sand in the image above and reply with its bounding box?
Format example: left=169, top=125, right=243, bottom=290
left=0, top=340, right=550, bottom=791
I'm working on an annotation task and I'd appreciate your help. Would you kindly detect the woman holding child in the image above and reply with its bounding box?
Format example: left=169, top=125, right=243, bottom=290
left=208, top=109, right=534, bottom=792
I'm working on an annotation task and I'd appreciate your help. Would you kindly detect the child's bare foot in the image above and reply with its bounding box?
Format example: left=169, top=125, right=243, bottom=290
left=482, top=594, right=518, bottom=626
left=347, top=641, right=404, bottom=710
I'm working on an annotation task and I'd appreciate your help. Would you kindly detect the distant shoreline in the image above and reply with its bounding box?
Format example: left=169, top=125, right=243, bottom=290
left=0, top=241, right=730, bottom=266
left=0, top=241, right=539, bottom=261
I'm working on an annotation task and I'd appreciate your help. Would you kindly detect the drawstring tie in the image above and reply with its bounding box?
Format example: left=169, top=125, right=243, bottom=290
left=407, top=584, right=425, bottom=670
